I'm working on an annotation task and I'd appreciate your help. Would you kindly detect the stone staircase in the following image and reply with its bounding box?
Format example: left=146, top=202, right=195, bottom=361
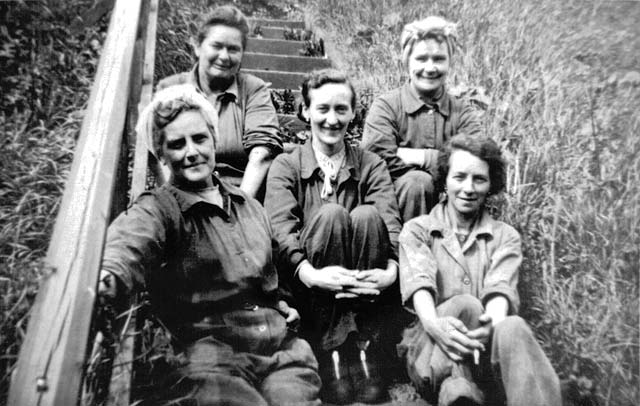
left=243, top=17, right=332, bottom=139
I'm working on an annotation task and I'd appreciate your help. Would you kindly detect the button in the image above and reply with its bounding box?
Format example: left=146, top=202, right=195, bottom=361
left=463, top=278, right=471, bottom=285
left=258, top=325, right=267, bottom=332
left=244, top=257, right=249, bottom=263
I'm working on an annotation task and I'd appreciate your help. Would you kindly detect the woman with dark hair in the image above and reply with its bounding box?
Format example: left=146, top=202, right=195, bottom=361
left=265, top=69, right=407, bottom=404
left=362, top=16, right=481, bottom=222
left=154, top=5, right=281, bottom=200
left=99, top=84, right=320, bottom=406
left=398, top=134, right=561, bottom=406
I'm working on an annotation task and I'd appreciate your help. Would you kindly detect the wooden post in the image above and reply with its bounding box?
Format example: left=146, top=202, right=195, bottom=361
left=8, top=1, right=143, bottom=405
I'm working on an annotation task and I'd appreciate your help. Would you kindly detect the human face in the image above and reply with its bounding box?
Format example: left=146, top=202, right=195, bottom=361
left=304, top=83, right=355, bottom=155
left=446, top=149, right=491, bottom=220
left=160, top=110, right=216, bottom=189
left=195, top=25, right=243, bottom=88
left=408, top=39, right=450, bottom=99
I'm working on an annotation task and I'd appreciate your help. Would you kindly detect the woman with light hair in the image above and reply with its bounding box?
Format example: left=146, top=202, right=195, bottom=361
left=98, top=84, right=321, bottom=406
left=362, top=16, right=482, bottom=223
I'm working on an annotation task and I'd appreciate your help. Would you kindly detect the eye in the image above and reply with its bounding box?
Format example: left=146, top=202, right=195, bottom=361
left=336, top=106, right=350, bottom=114
left=192, top=133, right=210, bottom=143
left=315, top=105, right=329, bottom=113
left=166, top=139, right=185, bottom=150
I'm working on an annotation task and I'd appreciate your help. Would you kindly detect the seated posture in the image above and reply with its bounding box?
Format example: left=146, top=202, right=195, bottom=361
left=154, top=5, right=282, bottom=199
left=362, top=16, right=481, bottom=222
left=99, top=84, right=320, bottom=406
left=398, top=133, right=561, bottom=406
left=265, top=70, right=406, bottom=404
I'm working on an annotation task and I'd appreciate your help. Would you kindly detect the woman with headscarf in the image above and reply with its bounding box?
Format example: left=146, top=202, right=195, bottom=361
left=99, top=84, right=320, bottom=406
left=155, top=5, right=282, bottom=200
left=362, top=16, right=482, bottom=223
left=398, top=134, right=561, bottom=406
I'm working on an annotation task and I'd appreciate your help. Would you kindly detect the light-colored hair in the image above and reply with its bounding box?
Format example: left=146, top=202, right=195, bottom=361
left=400, top=16, right=458, bottom=67
left=136, top=84, right=219, bottom=158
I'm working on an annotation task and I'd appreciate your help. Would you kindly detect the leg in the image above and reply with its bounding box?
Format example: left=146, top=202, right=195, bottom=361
left=400, top=295, right=483, bottom=401
left=261, top=336, right=322, bottom=406
left=394, top=170, right=437, bottom=222
left=491, top=316, right=562, bottom=406
left=301, top=203, right=352, bottom=268
left=156, top=337, right=269, bottom=406
left=350, top=204, right=390, bottom=270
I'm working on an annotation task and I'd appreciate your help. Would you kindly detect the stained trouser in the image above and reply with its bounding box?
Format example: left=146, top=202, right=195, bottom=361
left=144, top=306, right=321, bottom=406
left=394, top=170, right=437, bottom=223
left=400, top=294, right=562, bottom=406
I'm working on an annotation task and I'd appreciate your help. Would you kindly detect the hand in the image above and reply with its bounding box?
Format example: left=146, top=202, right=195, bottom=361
left=354, top=266, right=396, bottom=291
left=466, top=313, right=493, bottom=345
left=98, top=270, right=117, bottom=304
left=298, top=263, right=358, bottom=292
left=277, top=300, right=300, bottom=324
left=423, top=316, right=485, bottom=362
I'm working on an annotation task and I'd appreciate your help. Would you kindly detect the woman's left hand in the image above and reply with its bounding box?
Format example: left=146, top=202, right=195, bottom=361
left=466, top=313, right=493, bottom=345
left=277, top=300, right=300, bottom=324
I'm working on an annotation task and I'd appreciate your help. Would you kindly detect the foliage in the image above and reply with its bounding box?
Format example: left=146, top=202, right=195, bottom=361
left=303, top=0, right=640, bottom=404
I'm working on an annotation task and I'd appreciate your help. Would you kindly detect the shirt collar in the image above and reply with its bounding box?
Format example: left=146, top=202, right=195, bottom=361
left=189, top=63, right=239, bottom=103
left=168, top=174, right=245, bottom=213
left=428, top=202, right=494, bottom=239
left=300, top=141, right=360, bottom=181
left=401, top=81, right=451, bottom=117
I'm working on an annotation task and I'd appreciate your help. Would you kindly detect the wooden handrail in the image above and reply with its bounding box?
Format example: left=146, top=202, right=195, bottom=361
left=8, top=1, right=144, bottom=404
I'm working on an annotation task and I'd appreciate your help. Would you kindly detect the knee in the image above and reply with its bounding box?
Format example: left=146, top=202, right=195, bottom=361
left=350, top=205, right=380, bottom=226
left=448, top=294, right=483, bottom=314
left=493, top=316, right=533, bottom=345
left=395, top=171, right=435, bottom=195
left=315, top=203, right=350, bottom=225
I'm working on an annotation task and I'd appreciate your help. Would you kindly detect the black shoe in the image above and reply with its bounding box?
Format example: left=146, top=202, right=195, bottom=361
left=350, top=339, right=389, bottom=404
left=319, top=349, right=353, bottom=405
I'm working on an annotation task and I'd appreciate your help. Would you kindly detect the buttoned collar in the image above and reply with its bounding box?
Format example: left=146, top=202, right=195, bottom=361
left=300, top=141, right=361, bottom=183
left=167, top=174, right=245, bottom=213
left=401, top=81, right=451, bottom=117
left=189, top=64, right=239, bottom=104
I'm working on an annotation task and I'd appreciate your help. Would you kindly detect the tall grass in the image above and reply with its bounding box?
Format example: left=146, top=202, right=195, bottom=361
left=303, top=0, right=639, bottom=404
left=0, top=1, right=105, bottom=402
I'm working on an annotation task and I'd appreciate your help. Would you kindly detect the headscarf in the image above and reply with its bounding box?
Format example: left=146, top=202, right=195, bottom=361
left=400, top=16, right=458, bottom=67
left=136, top=84, right=219, bottom=158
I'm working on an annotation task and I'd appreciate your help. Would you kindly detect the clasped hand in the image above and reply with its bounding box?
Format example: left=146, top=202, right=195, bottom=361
left=425, top=313, right=493, bottom=362
left=298, top=263, right=395, bottom=299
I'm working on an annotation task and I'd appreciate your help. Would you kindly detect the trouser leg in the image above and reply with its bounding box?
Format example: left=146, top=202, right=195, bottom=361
left=402, top=294, right=483, bottom=400
left=394, top=170, right=436, bottom=222
left=261, top=336, right=322, bottom=406
left=491, top=316, right=562, bottom=406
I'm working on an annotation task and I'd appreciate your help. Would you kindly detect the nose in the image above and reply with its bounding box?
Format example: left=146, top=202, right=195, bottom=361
left=218, top=47, right=230, bottom=61
left=461, top=177, right=475, bottom=193
left=326, top=110, right=338, bottom=125
left=185, top=139, right=198, bottom=160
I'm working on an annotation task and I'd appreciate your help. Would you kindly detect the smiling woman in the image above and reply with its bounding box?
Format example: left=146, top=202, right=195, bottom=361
left=362, top=16, right=482, bottom=223
left=154, top=5, right=282, bottom=200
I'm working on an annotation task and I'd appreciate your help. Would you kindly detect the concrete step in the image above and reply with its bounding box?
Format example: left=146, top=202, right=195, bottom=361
left=242, top=69, right=307, bottom=89
left=249, top=18, right=305, bottom=30
left=243, top=52, right=331, bottom=73
left=247, top=38, right=306, bottom=56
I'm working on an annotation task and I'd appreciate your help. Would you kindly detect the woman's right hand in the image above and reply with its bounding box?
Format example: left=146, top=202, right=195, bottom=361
left=423, top=316, right=485, bottom=362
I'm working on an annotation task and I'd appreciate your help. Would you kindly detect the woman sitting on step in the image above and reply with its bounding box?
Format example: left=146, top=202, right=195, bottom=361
left=154, top=5, right=281, bottom=200
left=98, top=84, right=320, bottom=406
left=398, top=133, right=561, bottom=406
left=265, top=69, right=409, bottom=405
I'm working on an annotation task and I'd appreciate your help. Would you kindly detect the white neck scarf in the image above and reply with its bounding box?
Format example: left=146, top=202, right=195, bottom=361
left=313, top=146, right=346, bottom=200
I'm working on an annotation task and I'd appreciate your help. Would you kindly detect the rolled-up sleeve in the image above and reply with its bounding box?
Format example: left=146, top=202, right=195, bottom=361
left=399, top=218, right=439, bottom=311
left=265, top=153, right=305, bottom=273
left=242, top=79, right=283, bottom=156
left=479, top=225, right=521, bottom=314
left=101, top=194, right=169, bottom=293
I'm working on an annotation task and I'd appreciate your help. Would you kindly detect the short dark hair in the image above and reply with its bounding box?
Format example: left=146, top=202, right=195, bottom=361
left=197, top=6, right=249, bottom=50
left=435, top=133, right=506, bottom=196
left=301, top=69, right=357, bottom=110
